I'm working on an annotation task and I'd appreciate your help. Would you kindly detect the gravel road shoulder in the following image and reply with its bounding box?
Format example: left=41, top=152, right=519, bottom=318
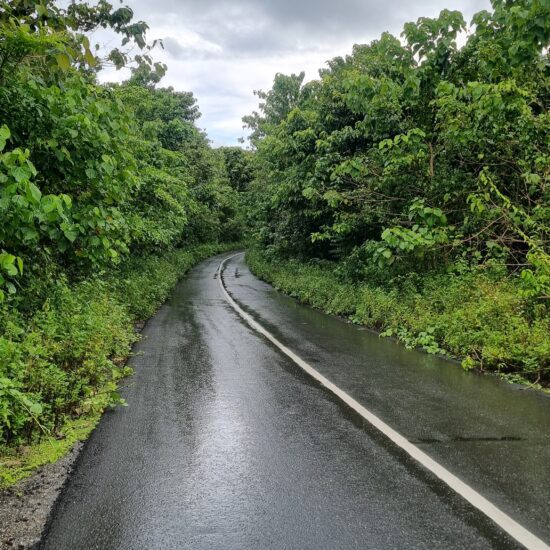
left=0, top=442, right=83, bottom=549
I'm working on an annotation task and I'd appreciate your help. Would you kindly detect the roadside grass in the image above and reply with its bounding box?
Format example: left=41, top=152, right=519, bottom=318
left=0, top=242, right=243, bottom=487
left=0, top=414, right=99, bottom=489
left=246, top=249, right=550, bottom=389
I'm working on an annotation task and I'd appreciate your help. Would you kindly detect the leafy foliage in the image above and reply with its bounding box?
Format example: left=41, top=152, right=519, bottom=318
left=0, top=0, right=247, bottom=450
left=245, top=0, right=550, bottom=382
left=0, top=0, right=165, bottom=74
left=248, top=249, right=550, bottom=386
left=246, top=0, right=549, bottom=283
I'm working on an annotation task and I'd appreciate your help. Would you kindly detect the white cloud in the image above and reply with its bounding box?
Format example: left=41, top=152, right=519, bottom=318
left=98, top=0, right=491, bottom=146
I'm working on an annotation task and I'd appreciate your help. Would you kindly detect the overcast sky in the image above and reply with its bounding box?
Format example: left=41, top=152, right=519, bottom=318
left=99, top=0, right=490, bottom=146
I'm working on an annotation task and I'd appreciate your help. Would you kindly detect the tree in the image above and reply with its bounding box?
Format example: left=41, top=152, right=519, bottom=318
left=244, top=0, right=550, bottom=293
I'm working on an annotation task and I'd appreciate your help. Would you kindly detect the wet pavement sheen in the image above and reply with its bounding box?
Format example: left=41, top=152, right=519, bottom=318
left=226, top=253, right=550, bottom=544
left=40, top=252, right=549, bottom=549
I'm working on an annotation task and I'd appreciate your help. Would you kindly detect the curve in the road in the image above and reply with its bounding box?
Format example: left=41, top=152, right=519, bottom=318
left=219, top=252, right=549, bottom=550
left=39, top=251, right=547, bottom=549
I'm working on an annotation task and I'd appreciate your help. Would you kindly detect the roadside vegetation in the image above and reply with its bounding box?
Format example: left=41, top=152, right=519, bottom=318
left=1, top=0, right=549, bottom=485
left=247, top=250, right=549, bottom=387
left=0, top=0, right=248, bottom=477
left=244, top=0, right=550, bottom=386
left=0, top=243, right=240, bottom=486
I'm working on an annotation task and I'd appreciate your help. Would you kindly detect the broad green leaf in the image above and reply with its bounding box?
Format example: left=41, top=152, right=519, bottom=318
left=0, top=125, right=10, bottom=151
left=13, top=166, right=30, bottom=183
left=85, top=48, right=97, bottom=67
left=63, top=228, right=79, bottom=242
left=28, top=401, right=43, bottom=415
left=26, top=182, right=42, bottom=204
left=55, top=53, right=71, bottom=71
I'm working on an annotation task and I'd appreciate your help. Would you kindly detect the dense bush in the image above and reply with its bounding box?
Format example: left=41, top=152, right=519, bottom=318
left=0, top=242, right=238, bottom=448
left=245, top=0, right=549, bottom=294
left=0, top=1, right=248, bottom=451
left=247, top=249, right=550, bottom=385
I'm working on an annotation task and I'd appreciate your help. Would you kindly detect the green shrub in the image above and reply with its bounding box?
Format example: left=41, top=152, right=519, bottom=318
left=0, top=242, right=240, bottom=448
left=247, top=248, right=550, bottom=386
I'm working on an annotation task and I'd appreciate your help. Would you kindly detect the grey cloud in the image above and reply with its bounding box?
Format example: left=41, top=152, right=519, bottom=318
left=160, top=27, right=293, bottom=61
left=123, top=0, right=491, bottom=146
left=140, top=0, right=439, bottom=34
left=162, top=36, right=185, bottom=57
left=134, top=0, right=487, bottom=59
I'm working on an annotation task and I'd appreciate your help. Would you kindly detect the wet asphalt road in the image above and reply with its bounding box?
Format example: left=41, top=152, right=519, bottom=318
left=40, top=252, right=550, bottom=549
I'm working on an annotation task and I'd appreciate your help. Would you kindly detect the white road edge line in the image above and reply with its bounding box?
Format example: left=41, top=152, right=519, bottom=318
left=218, top=252, right=549, bottom=550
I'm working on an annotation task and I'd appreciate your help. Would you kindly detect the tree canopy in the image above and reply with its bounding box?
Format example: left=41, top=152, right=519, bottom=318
left=245, top=0, right=549, bottom=299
